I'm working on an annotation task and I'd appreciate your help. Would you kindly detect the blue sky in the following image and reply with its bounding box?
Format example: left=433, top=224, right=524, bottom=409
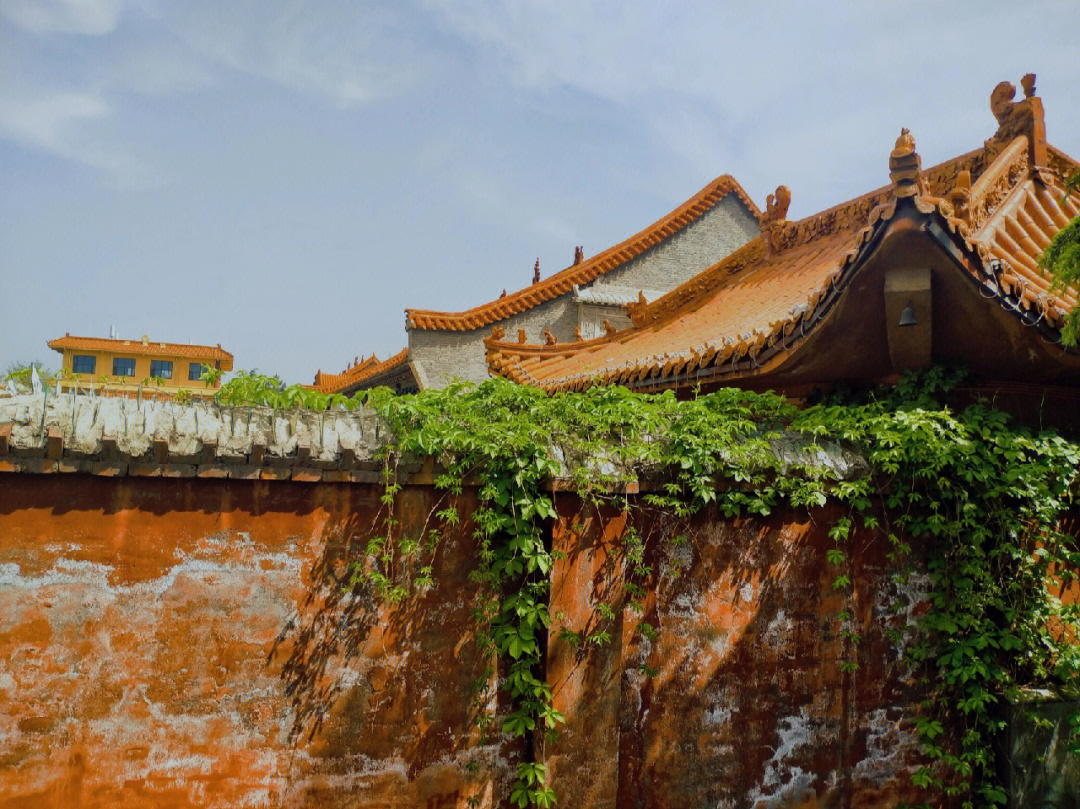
left=3, top=1, right=1079, bottom=384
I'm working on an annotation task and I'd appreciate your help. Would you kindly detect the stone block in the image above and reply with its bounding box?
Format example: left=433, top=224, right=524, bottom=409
left=160, top=464, right=197, bottom=478
left=46, top=427, right=63, bottom=460
left=128, top=463, right=162, bottom=477
left=90, top=462, right=127, bottom=477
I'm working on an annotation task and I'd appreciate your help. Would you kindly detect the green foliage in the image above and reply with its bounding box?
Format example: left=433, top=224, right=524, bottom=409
left=4, top=360, right=56, bottom=389
left=1038, top=214, right=1080, bottom=346
left=1038, top=170, right=1080, bottom=346
left=221, top=369, right=1080, bottom=807
left=213, top=370, right=365, bottom=411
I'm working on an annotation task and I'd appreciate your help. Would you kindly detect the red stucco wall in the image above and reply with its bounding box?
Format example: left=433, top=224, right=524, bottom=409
left=1, top=474, right=931, bottom=808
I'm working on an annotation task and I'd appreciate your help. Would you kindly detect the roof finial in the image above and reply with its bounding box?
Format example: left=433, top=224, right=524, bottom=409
left=544, top=328, right=557, bottom=345
left=988, top=74, right=1046, bottom=168
left=574, top=325, right=583, bottom=341
left=889, top=128, right=922, bottom=198
left=517, top=328, right=527, bottom=344
left=763, top=186, right=791, bottom=224
left=490, top=325, right=505, bottom=341
left=893, top=128, right=915, bottom=156
left=500, top=288, right=507, bottom=298
left=573, top=245, right=584, bottom=265
left=532, top=258, right=540, bottom=285
left=602, top=319, right=617, bottom=337
left=760, top=185, right=791, bottom=254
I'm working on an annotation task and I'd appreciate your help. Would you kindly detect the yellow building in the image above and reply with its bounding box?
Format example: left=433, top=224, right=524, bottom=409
left=48, top=334, right=234, bottom=398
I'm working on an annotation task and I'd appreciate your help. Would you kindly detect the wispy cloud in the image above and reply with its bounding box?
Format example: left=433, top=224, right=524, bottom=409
left=1, top=0, right=129, bottom=35
left=164, top=1, right=430, bottom=109
left=0, top=87, right=161, bottom=184
left=98, top=39, right=217, bottom=97
left=425, top=1, right=1080, bottom=216
left=0, top=1, right=433, bottom=182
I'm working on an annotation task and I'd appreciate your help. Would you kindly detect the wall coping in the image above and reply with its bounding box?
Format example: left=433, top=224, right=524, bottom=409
left=0, top=393, right=869, bottom=486
left=0, top=393, right=392, bottom=483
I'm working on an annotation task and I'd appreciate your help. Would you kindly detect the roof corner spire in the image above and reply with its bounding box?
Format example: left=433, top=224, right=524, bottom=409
left=889, top=128, right=923, bottom=198
left=532, top=258, right=541, bottom=285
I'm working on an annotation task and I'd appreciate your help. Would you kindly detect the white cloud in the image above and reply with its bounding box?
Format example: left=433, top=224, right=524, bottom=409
left=425, top=0, right=1080, bottom=217
left=1, top=0, right=128, bottom=35
left=164, top=1, right=429, bottom=109
left=0, top=89, right=157, bottom=184
left=100, top=40, right=217, bottom=97
left=0, top=90, right=109, bottom=152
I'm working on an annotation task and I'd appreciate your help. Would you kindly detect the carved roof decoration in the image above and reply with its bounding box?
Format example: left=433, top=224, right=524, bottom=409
left=48, top=335, right=234, bottom=369
left=405, top=175, right=760, bottom=332
left=485, top=77, right=1078, bottom=393
left=312, top=349, right=410, bottom=394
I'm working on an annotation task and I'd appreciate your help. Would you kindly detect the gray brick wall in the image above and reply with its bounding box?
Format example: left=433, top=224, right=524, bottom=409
left=589, top=195, right=759, bottom=294
left=409, top=194, right=759, bottom=389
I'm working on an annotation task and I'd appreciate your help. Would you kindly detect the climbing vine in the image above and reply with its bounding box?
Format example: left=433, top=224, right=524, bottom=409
left=230, top=367, right=1080, bottom=807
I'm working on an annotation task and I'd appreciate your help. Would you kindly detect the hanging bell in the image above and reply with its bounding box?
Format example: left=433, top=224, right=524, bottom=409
left=898, top=302, right=918, bottom=327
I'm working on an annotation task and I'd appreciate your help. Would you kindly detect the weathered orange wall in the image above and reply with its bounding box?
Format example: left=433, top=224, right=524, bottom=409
left=546, top=499, right=927, bottom=809
left=2, top=475, right=929, bottom=808
left=0, top=475, right=508, bottom=808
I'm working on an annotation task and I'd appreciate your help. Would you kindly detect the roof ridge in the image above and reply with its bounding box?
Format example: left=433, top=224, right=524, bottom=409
left=406, top=174, right=760, bottom=332
left=313, top=353, right=380, bottom=389
left=313, top=348, right=409, bottom=393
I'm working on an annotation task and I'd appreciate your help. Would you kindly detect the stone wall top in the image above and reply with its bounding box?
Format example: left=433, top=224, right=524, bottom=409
left=0, top=393, right=391, bottom=482
left=0, top=392, right=869, bottom=485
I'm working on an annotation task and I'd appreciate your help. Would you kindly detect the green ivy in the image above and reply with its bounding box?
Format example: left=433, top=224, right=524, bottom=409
left=230, top=368, right=1080, bottom=807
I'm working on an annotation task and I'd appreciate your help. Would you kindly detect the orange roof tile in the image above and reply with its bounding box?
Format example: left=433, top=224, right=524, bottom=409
left=486, top=133, right=1078, bottom=393
left=312, top=348, right=410, bottom=394
left=970, top=143, right=1078, bottom=316
left=48, top=335, right=234, bottom=369
left=405, top=175, right=760, bottom=332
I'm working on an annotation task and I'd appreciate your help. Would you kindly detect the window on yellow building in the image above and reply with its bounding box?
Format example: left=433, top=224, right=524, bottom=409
left=150, top=360, right=173, bottom=379
left=72, top=355, right=96, bottom=374
left=188, top=363, right=205, bottom=381
left=113, top=358, right=135, bottom=377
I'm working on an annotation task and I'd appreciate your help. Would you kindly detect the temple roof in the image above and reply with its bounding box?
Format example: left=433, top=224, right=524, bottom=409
left=405, top=175, right=759, bottom=332
left=312, top=348, right=410, bottom=394
left=486, top=80, right=1078, bottom=394
left=48, top=334, right=234, bottom=369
